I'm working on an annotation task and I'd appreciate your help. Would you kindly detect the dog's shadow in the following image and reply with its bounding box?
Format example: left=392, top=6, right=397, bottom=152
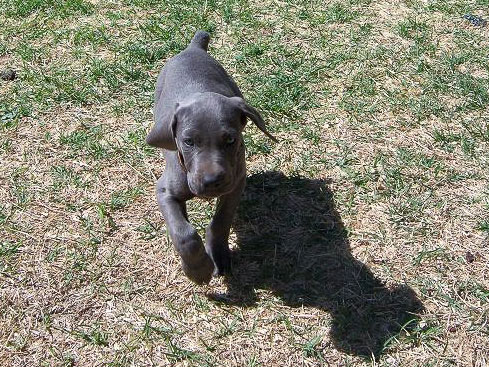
left=209, top=171, right=424, bottom=358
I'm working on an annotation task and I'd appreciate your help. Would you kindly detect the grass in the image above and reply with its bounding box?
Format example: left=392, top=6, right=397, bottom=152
left=1, top=0, right=488, bottom=366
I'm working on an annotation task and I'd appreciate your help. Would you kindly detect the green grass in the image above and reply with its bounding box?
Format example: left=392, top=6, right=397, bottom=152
left=1, top=0, right=488, bottom=366
left=4, top=0, right=94, bottom=18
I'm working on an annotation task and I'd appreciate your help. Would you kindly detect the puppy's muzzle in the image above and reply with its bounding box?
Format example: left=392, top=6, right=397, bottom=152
left=202, top=171, right=225, bottom=190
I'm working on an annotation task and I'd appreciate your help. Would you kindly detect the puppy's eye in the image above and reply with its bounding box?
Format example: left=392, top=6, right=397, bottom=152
left=183, top=138, right=194, bottom=147
left=226, top=136, right=236, bottom=145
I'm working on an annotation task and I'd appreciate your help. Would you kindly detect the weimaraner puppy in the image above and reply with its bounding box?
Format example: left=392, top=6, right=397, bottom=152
left=146, top=31, right=276, bottom=284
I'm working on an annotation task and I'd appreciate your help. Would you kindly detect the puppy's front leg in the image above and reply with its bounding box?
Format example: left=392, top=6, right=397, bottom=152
left=157, top=173, right=214, bottom=284
left=205, top=177, right=245, bottom=276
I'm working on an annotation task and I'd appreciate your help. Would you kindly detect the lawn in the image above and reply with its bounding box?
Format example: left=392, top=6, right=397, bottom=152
left=1, top=0, right=488, bottom=366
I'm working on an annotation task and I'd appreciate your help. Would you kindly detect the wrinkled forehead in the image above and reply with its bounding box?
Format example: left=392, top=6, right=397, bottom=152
left=192, top=95, right=241, bottom=120
left=177, top=96, right=242, bottom=133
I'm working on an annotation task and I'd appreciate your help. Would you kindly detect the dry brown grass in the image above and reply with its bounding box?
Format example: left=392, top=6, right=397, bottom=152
left=1, top=0, right=488, bottom=366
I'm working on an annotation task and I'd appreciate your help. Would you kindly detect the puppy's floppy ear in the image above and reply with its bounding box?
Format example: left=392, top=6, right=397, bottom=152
left=168, top=103, right=186, bottom=169
left=228, top=97, right=277, bottom=142
left=146, top=103, right=179, bottom=150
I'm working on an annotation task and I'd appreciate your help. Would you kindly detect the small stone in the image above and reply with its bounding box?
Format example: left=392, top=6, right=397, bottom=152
left=465, top=251, right=476, bottom=263
left=1, top=68, right=17, bottom=81
left=448, top=325, right=457, bottom=333
left=386, top=356, right=399, bottom=367
left=463, top=14, right=487, bottom=27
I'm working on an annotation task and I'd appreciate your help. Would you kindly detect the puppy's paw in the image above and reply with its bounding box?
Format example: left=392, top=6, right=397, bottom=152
left=181, top=252, right=214, bottom=285
left=207, top=246, right=231, bottom=277
left=177, top=230, right=214, bottom=284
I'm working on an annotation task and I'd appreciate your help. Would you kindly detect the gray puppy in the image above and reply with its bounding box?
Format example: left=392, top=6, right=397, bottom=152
left=146, top=31, right=276, bottom=284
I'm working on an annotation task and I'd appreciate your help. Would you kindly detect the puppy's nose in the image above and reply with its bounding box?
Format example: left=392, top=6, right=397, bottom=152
left=202, top=172, right=225, bottom=189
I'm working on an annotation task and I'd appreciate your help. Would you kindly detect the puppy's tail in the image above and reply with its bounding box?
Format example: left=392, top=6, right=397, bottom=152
left=190, top=30, right=210, bottom=51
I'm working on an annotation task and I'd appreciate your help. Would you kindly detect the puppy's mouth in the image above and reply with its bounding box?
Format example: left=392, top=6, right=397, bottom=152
left=188, top=180, right=234, bottom=198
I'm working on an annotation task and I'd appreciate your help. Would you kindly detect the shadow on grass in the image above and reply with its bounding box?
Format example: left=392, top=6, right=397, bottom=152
left=208, top=171, right=424, bottom=358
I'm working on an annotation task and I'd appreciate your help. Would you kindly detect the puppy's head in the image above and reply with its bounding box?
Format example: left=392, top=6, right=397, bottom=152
left=171, top=93, right=276, bottom=198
